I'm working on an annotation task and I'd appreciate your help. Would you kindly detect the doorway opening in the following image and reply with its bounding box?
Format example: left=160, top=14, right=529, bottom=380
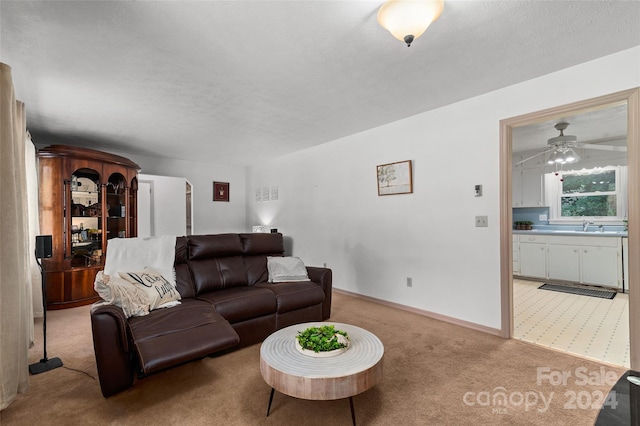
left=500, top=88, right=640, bottom=369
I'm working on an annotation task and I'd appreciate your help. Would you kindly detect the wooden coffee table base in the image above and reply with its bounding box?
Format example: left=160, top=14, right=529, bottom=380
left=266, top=388, right=357, bottom=425
left=260, top=322, right=384, bottom=425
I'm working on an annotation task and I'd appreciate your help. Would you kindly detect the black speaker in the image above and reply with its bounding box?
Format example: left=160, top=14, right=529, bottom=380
left=35, top=235, right=53, bottom=259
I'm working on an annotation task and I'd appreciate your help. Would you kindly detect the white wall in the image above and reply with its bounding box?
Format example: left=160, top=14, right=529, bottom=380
left=247, top=47, right=640, bottom=330
left=125, top=155, right=247, bottom=235
left=138, top=173, right=188, bottom=237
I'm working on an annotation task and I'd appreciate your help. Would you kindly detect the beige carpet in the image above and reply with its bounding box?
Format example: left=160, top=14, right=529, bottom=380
left=1, top=292, right=625, bottom=425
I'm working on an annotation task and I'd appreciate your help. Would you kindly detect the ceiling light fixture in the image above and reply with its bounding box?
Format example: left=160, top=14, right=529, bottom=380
left=546, top=122, right=581, bottom=165
left=563, top=148, right=579, bottom=163
left=377, top=0, right=444, bottom=47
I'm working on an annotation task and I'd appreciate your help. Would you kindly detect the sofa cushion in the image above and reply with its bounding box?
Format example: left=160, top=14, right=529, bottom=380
left=197, top=287, right=277, bottom=324
left=240, top=234, right=285, bottom=285
left=256, top=281, right=325, bottom=314
left=239, top=233, right=284, bottom=255
left=243, top=256, right=270, bottom=286
left=127, top=300, right=239, bottom=375
left=188, top=234, right=244, bottom=259
left=190, top=256, right=249, bottom=293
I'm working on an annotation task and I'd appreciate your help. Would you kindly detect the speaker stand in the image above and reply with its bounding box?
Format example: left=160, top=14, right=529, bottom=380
left=29, top=254, right=63, bottom=375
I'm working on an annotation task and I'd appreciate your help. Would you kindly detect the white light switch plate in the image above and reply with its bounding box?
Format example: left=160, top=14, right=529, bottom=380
left=475, top=216, right=488, bottom=227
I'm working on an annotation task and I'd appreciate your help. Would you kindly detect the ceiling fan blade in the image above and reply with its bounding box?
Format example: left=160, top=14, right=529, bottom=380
left=514, top=149, right=553, bottom=166
left=580, top=143, right=627, bottom=152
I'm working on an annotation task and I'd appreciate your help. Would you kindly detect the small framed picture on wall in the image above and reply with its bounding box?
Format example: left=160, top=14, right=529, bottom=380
left=213, top=181, right=230, bottom=202
left=377, top=160, right=413, bottom=196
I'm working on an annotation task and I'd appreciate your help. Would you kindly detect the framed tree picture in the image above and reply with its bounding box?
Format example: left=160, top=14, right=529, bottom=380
left=377, top=160, right=413, bottom=196
left=213, top=181, right=230, bottom=202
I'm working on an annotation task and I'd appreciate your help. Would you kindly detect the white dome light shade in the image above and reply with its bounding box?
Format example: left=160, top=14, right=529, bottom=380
left=377, top=0, right=444, bottom=46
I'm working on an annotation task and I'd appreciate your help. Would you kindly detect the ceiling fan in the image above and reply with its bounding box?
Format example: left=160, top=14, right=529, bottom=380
left=515, top=122, right=627, bottom=166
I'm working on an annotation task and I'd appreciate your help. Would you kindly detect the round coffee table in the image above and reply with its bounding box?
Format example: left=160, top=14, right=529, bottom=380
left=260, top=322, right=384, bottom=425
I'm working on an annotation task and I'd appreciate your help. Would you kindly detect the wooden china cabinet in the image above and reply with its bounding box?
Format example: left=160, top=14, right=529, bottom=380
left=38, top=145, right=140, bottom=309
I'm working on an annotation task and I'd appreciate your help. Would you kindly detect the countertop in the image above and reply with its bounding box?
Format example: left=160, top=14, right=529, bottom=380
left=513, top=229, right=628, bottom=237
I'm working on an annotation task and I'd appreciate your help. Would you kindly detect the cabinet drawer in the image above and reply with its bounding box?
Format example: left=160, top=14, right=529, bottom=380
left=546, top=235, right=621, bottom=247
left=519, top=234, right=546, bottom=244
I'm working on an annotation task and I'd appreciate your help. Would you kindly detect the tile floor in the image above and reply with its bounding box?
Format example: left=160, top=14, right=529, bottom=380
left=513, top=278, right=630, bottom=368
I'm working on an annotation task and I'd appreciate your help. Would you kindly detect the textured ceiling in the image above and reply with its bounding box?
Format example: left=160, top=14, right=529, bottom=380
left=1, top=1, right=639, bottom=165
left=513, top=103, right=628, bottom=153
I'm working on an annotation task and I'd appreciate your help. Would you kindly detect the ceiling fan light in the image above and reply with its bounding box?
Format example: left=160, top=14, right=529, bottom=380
left=564, top=148, right=580, bottom=163
left=377, top=0, right=444, bottom=46
left=548, top=134, right=578, bottom=146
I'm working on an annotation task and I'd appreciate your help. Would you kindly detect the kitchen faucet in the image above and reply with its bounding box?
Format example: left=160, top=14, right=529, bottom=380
left=583, top=220, right=594, bottom=232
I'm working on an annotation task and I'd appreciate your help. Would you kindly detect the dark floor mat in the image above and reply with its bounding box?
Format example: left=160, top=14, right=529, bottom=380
left=538, top=283, right=616, bottom=299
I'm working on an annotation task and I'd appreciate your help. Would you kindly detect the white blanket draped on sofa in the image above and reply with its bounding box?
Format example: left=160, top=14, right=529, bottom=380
left=94, top=236, right=179, bottom=318
left=103, top=235, right=177, bottom=285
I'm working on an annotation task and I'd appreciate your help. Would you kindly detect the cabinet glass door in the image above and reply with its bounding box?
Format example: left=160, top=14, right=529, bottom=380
left=128, top=177, right=138, bottom=238
left=106, top=173, right=127, bottom=240
left=69, top=169, right=102, bottom=267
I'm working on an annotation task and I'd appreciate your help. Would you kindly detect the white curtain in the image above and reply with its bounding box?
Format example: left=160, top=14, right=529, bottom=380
left=26, top=134, right=43, bottom=318
left=0, top=62, right=34, bottom=410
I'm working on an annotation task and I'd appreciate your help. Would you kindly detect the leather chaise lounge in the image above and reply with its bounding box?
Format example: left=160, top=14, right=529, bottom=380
left=90, top=233, right=332, bottom=397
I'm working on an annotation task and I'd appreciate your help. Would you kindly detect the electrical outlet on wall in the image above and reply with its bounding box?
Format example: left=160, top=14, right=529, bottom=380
left=406, top=277, right=412, bottom=287
left=475, top=216, right=488, bottom=227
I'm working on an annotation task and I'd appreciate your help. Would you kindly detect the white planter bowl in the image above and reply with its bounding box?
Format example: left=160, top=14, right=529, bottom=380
left=295, top=334, right=350, bottom=358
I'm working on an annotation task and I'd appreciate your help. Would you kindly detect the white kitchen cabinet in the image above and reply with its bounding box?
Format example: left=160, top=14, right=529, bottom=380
left=519, top=235, right=546, bottom=279
left=582, top=246, right=621, bottom=288
left=548, top=244, right=580, bottom=282
left=512, top=234, right=520, bottom=274
left=512, top=165, right=523, bottom=207
left=516, top=234, right=623, bottom=289
left=521, top=168, right=545, bottom=207
left=545, top=235, right=622, bottom=289
left=512, top=154, right=545, bottom=207
left=623, top=238, right=629, bottom=292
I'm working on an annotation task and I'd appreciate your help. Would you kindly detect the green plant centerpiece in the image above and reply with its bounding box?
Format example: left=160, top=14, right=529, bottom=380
left=295, top=324, right=350, bottom=358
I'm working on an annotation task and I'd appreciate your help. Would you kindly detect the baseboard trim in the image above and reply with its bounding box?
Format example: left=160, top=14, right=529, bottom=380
left=333, top=288, right=502, bottom=337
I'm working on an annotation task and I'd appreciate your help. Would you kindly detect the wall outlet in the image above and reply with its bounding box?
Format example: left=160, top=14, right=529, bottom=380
left=406, top=277, right=412, bottom=287
left=323, top=262, right=327, bottom=268
left=475, top=215, right=488, bottom=227
left=539, top=214, right=547, bottom=221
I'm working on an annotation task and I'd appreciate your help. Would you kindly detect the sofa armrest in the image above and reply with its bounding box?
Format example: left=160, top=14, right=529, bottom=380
left=306, top=267, right=332, bottom=320
left=90, top=303, right=134, bottom=397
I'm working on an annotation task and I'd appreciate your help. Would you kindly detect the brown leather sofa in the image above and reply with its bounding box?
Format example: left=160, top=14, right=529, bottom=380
left=90, top=233, right=332, bottom=397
